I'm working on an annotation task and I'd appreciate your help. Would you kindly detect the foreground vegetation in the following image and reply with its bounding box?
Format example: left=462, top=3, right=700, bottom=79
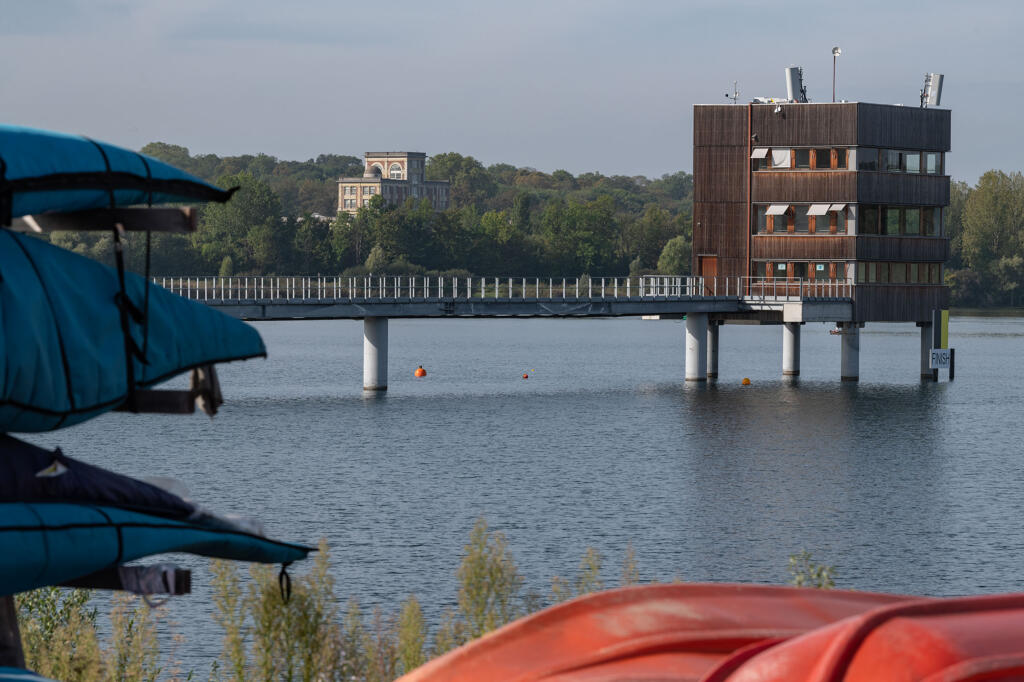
left=16, top=519, right=835, bottom=681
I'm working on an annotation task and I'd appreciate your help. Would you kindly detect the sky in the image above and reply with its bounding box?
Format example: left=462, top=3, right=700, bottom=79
left=1, top=0, right=1020, bottom=183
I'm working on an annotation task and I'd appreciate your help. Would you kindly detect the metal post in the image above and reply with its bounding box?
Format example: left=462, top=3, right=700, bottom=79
left=363, top=317, right=388, bottom=391
left=920, top=323, right=934, bottom=380
left=949, top=348, right=955, bottom=381
left=783, top=322, right=801, bottom=377
left=707, top=322, right=720, bottom=380
left=685, top=313, right=709, bottom=382
left=841, top=323, right=860, bottom=382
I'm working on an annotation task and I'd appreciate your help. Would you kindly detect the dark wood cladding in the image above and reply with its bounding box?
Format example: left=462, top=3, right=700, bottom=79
left=752, top=172, right=857, bottom=203
left=857, top=172, right=950, bottom=206
left=856, top=236, right=948, bottom=262
left=752, top=236, right=855, bottom=261
left=693, top=105, right=747, bottom=146
left=856, top=104, right=951, bottom=151
left=853, top=285, right=950, bottom=322
left=749, top=103, right=857, bottom=146
left=694, top=146, right=748, bottom=202
left=693, top=202, right=747, bottom=279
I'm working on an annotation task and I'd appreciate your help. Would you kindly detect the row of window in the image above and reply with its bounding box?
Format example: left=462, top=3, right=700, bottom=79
left=859, top=206, right=941, bottom=236
left=752, top=147, right=944, bottom=174
left=755, top=203, right=848, bottom=234
left=753, top=147, right=847, bottom=170
left=342, top=199, right=372, bottom=209
left=753, top=261, right=847, bottom=280
left=753, top=204, right=943, bottom=236
left=856, top=262, right=943, bottom=284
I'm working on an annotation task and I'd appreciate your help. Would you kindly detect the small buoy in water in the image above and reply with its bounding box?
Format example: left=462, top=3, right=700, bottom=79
left=414, top=366, right=427, bottom=378
left=522, top=373, right=529, bottom=379
left=742, top=377, right=751, bottom=386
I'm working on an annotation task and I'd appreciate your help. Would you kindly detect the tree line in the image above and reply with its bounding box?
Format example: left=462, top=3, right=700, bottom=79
left=49, top=145, right=693, bottom=281
left=44, top=142, right=1023, bottom=307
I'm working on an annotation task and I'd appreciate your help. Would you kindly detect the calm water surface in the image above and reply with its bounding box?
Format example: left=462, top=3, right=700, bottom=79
left=26, top=314, right=1024, bottom=668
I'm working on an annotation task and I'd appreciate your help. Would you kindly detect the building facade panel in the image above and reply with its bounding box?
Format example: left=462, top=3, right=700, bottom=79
left=856, top=172, right=950, bottom=206
left=853, top=285, right=950, bottom=322
left=694, top=146, right=748, bottom=202
left=856, top=104, right=951, bottom=151
left=752, top=236, right=856, bottom=261
left=750, top=103, right=858, bottom=147
left=855, top=236, right=948, bottom=262
left=752, top=172, right=858, bottom=203
left=693, top=105, right=748, bottom=146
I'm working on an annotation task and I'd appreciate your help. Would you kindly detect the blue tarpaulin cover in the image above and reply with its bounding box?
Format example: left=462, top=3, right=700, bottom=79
left=0, top=124, right=233, bottom=222
left=0, top=435, right=311, bottom=595
left=0, top=230, right=266, bottom=432
left=0, top=668, right=57, bottom=681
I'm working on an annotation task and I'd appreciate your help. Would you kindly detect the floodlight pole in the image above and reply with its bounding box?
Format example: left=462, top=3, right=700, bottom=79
left=833, top=54, right=837, bottom=102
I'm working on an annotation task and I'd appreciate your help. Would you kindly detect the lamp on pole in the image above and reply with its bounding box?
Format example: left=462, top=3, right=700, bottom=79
left=832, top=46, right=842, bottom=102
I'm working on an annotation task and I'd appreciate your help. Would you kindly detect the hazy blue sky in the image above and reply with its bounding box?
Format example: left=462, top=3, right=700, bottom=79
left=1, top=0, right=1018, bottom=182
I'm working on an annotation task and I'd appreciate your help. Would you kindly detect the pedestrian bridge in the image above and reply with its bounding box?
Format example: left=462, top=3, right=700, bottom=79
left=156, top=275, right=861, bottom=388
left=156, top=275, right=852, bottom=321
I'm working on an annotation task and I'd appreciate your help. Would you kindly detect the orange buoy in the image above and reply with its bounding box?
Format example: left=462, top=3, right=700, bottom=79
left=742, top=377, right=751, bottom=385
left=414, top=366, right=427, bottom=378
left=522, top=373, right=529, bottom=379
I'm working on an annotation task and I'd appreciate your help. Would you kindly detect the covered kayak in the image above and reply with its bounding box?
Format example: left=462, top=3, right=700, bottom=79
left=710, top=592, right=1024, bottom=682
left=0, top=124, right=232, bottom=222
left=0, top=231, right=265, bottom=432
left=0, top=435, right=310, bottom=595
left=399, top=584, right=910, bottom=682
left=0, top=669, right=56, bottom=682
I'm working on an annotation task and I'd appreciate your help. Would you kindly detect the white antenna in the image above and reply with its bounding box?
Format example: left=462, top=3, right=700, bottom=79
left=785, top=66, right=807, bottom=103
left=725, top=81, right=740, bottom=104
left=920, top=73, right=944, bottom=108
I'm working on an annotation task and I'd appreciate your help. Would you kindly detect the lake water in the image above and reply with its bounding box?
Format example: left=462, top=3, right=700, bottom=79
left=26, top=314, right=1024, bottom=670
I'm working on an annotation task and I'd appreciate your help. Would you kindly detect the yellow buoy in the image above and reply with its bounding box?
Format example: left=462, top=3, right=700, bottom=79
left=414, top=366, right=427, bottom=378
left=742, top=377, right=751, bottom=386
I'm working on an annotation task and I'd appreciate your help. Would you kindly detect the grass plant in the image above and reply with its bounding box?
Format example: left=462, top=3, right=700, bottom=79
left=16, top=521, right=837, bottom=681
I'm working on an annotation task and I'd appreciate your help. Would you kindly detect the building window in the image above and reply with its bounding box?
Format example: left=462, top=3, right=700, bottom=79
left=362, top=199, right=370, bottom=207
left=813, top=149, right=832, bottom=169
left=891, top=263, right=906, bottom=283
left=389, top=163, right=403, bottom=180
left=925, top=152, right=941, bottom=174
left=882, top=150, right=901, bottom=172
left=364, top=186, right=376, bottom=196
left=858, top=148, right=879, bottom=171
left=835, top=149, right=848, bottom=169
left=860, top=205, right=880, bottom=234
left=343, top=199, right=356, bottom=209
left=903, top=152, right=921, bottom=173
left=904, top=208, right=920, bottom=235
left=795, top=149, right=811, bottom=169
left=755, top=206, right=768, bottom=233
left=770, top=149, right=791, bottom=169
left=774, top=263, right=787, bottom=279
left=883, top=207, right=901, bottom=235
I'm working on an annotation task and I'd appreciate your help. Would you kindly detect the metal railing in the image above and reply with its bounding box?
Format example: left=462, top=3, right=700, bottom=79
left=154, top=275, right=853, bottom=303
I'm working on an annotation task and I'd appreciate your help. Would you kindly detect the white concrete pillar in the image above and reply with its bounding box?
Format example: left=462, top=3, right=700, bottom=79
left=685, top=313, right=708, bottom=382
left=840, top=323, right=860, bottom=382
left=920, top=323, right=934, bottom=380
left=783, top=322, right=801, bottom=376
left=707, top=322, right=720, bottom=380
left=363, top=317, right=388, bottom=391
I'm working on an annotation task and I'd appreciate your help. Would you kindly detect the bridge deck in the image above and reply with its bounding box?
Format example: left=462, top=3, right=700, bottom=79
left=156, top=275, right=853, bottom=322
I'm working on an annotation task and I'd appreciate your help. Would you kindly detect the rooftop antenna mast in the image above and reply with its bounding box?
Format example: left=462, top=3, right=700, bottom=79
left=832, top=46, right=841, bottom=102
left=725, top=81, right=740, bottom=104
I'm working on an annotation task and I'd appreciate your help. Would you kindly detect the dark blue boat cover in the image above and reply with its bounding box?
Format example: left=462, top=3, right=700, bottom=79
left=0, top=435, right=311, bottom=595
left=0, top=124, right=232, bottom=222
left=0, top=231, right=266, bottom=432
left=0, top=669, right=56, bottom=681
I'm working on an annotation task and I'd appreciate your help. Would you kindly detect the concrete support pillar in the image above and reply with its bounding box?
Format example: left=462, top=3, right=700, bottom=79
left=920, top=323, right=934, bottom=379
left=782, top=322, right=801, bottom=377
left=685, top=313, right=708, bottom=382
left=363, top=317, right=388, bottom=391
left=840, top=323, right=860, bottom=382
left=707, top=322, right=720, bottom=380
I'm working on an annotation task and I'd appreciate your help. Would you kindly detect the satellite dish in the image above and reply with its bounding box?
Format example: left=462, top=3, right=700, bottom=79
left=832, top=46, right=842, bottom=56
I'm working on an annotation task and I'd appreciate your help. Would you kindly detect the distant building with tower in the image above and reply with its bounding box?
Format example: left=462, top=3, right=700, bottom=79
left=337, top=152, right=450, bottom=215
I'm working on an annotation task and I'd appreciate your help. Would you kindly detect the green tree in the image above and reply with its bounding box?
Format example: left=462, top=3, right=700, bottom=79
left=657, top=235, right=691, bottom=274
left=193, top=173, right=285, bottom=273
left=961, top=170, right=1024, bottom=305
